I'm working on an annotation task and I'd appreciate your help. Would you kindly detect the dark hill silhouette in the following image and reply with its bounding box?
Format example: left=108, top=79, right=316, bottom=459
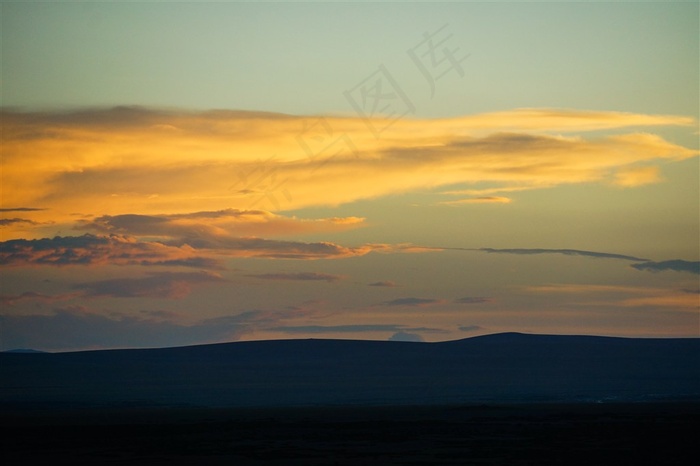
left=1, top=333, right=698, bottom=408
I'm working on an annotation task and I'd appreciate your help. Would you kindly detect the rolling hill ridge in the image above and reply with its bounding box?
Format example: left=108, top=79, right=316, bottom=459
left=2, top=332, right=698, bottom=408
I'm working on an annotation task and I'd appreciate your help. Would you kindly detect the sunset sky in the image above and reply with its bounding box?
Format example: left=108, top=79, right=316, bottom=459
left=1, top=0, right=698, bottom=351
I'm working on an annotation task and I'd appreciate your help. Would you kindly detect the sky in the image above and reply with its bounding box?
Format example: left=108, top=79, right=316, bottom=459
left=1, top=0, right=698, bottom=351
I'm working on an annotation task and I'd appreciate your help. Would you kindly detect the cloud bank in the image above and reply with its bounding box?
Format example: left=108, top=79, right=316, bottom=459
left=454, top=297, right=493, bottom=304
left=0, top=234, right=214, bottom=267
left=80, top=209, right=364, bottom=239
left=2, top=107, right=695, bottom=231
left=0, top=232, right=384, bottom=267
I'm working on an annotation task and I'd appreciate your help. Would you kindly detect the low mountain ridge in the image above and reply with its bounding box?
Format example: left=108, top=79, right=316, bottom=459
left=2, top=333, right=698, bottom=408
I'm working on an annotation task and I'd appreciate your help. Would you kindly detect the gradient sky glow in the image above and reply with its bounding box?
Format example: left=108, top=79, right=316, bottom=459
left=1, top=0, right=698, bottom=351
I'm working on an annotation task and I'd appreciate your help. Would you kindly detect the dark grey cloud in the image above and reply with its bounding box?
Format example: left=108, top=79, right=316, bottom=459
left=247, top=272, right=343, bottom=282
left=3, top=208, right=370, bottom=268
left=0, top=234, right=115, bottom=266
left=80, top=209, right=365, bottom=250
left=272, top=324, right=444, bottom=335
left=1, top=106, right=167, bottom=133
left=0, top=234, right=219, bottom=268
left=0, top=218, right=38, bottom=227
left=81, top=211, right=373, bottom=259
left=0, top=207, right=46, bottom=212
left=149, top=257, right=224, bottom=269
left=170, top=236, right=371, bottom=259
left=1, top=106, right=294, bottom=134
left=0, top=232, right=370, bottom=267
left=74, top=271, right=225, bottom=299
left=0, top=291, right=78, bottom=307
left=381, top=297, right=442, bottom=307
left=80, top=210, right=271, bottom=237
left=368, top=281, right=397, bottom=287
left=454, top=297, right=492, bottom=304
left=388, top=332, right=424, bottom=342
left=273, top=324, right=405, bottom=334
left=631, top=260, right=700, bottom=275
left=0, top=307, right=244, bottom=352
left=0, top=304, right=314, bottom=352
left=81, top=213, right=172, bottom=235
left=480, top=248, right=648, bottom=261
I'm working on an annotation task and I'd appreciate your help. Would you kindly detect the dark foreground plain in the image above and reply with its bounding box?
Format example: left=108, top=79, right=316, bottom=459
left=3, top=403, right=699, bottom=465
left=2, top=333, right=699, bottom=464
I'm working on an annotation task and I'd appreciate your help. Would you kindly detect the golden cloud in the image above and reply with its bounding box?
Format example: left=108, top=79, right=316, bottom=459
left=2, top=107, right=696, bottom=235
left=79, top=209, right=365, bottom=239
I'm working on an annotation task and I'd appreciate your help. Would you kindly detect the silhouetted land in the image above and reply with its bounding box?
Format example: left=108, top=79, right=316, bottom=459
left=2, top=333, right=699, bottom=464
left=3, top=403, right=699, bottom=465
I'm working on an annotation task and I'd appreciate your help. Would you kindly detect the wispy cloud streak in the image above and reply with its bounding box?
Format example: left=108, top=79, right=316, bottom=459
left=454, top=297, right=493, bottom=304
left=631, top=260, right=700, bottom=275
left=247, top=272, right=343, bottom=282
left=271, top=324, right=444, bottom=334
left=74, top=271, right=225, bottom=299
left=480, top=248, right=649, bottom=261
left=381, top=297, right=443, bottom=307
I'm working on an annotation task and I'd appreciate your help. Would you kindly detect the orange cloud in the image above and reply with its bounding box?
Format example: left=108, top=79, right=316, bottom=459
left=1, top=107, right=696, bottom=236
left=79, top=209, right=365, bottom=239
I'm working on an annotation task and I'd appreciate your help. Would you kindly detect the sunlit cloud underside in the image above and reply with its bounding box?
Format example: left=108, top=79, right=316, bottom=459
left=2, top=107, right=695, bottom=233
